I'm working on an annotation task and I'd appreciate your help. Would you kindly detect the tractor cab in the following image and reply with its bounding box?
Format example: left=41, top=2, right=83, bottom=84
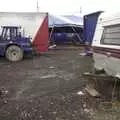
left=0, top=26, right=21, bottom=40
left=0, top=26, right=32, bottom=61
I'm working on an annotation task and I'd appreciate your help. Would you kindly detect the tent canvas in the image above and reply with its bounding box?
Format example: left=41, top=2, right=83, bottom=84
left=49, top=14, right=83, bottom=27
left=48, top=14, right=83, bottom=45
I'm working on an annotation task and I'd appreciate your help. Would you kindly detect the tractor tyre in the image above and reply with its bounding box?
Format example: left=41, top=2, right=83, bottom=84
left=5, top=45, right=23, bottom=62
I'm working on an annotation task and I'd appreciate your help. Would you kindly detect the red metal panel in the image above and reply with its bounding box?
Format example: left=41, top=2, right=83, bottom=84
left=33, top=15, right=49, bottom=53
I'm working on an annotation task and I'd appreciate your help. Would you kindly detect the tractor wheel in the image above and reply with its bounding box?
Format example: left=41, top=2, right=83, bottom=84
left=5, top=45, right=23, bottom=62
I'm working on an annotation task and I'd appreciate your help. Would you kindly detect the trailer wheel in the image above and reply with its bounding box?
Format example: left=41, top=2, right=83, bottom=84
left=5, top=45, right=23, bottom=62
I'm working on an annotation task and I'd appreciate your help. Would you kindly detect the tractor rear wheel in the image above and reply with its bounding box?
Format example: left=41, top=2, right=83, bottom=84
left=5, top=45, right=23, bottom=62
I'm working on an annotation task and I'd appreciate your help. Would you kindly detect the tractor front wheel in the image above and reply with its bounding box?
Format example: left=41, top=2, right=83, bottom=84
left=5, top=45, right=23, bottom=62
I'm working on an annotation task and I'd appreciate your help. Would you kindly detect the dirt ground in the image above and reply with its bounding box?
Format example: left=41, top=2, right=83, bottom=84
left=0, top=46, right=120, bottom=120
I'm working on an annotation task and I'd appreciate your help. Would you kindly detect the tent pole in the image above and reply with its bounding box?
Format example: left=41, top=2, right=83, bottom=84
left=49, top=15, right=55, bottom=45
left=71, top=26, right=82, bottom=43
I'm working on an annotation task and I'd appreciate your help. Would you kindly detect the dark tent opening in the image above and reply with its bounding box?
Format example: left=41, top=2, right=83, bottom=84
left=49, top=14, right=83, bottom=45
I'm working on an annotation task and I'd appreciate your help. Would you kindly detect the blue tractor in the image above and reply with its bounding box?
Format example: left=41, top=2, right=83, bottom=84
left=0, top=26, right=32, bottom=62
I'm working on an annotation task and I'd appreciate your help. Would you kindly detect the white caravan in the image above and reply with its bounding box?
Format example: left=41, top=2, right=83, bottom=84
left=92, top=12, right=120, bottom=78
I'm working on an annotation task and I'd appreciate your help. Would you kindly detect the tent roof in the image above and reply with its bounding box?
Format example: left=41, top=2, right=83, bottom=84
left=49, top=14, right=83, bottom=27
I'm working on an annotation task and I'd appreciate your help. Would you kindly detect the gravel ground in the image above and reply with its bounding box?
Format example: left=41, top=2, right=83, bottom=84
left=0, top=46, right=119, bottom=120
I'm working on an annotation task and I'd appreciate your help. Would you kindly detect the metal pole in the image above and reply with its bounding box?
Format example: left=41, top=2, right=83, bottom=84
left=37, top=1, right=39, bottom=12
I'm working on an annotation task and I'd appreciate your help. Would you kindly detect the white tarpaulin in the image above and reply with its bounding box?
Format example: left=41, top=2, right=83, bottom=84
left=49, top=14, right=83, bottom=27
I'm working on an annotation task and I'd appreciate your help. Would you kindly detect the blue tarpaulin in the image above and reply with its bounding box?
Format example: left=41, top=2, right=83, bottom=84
left=83, top=11, right=103, bottom=56
left=83, top=11, right=103, bottom=43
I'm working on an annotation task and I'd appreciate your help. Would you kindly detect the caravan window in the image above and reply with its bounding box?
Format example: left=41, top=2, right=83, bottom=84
left=101, top=25, right=120, bottom=45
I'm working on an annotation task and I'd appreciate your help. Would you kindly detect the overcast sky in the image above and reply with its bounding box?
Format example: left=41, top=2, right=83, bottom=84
left=0, top=0, right=119, bottom=15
